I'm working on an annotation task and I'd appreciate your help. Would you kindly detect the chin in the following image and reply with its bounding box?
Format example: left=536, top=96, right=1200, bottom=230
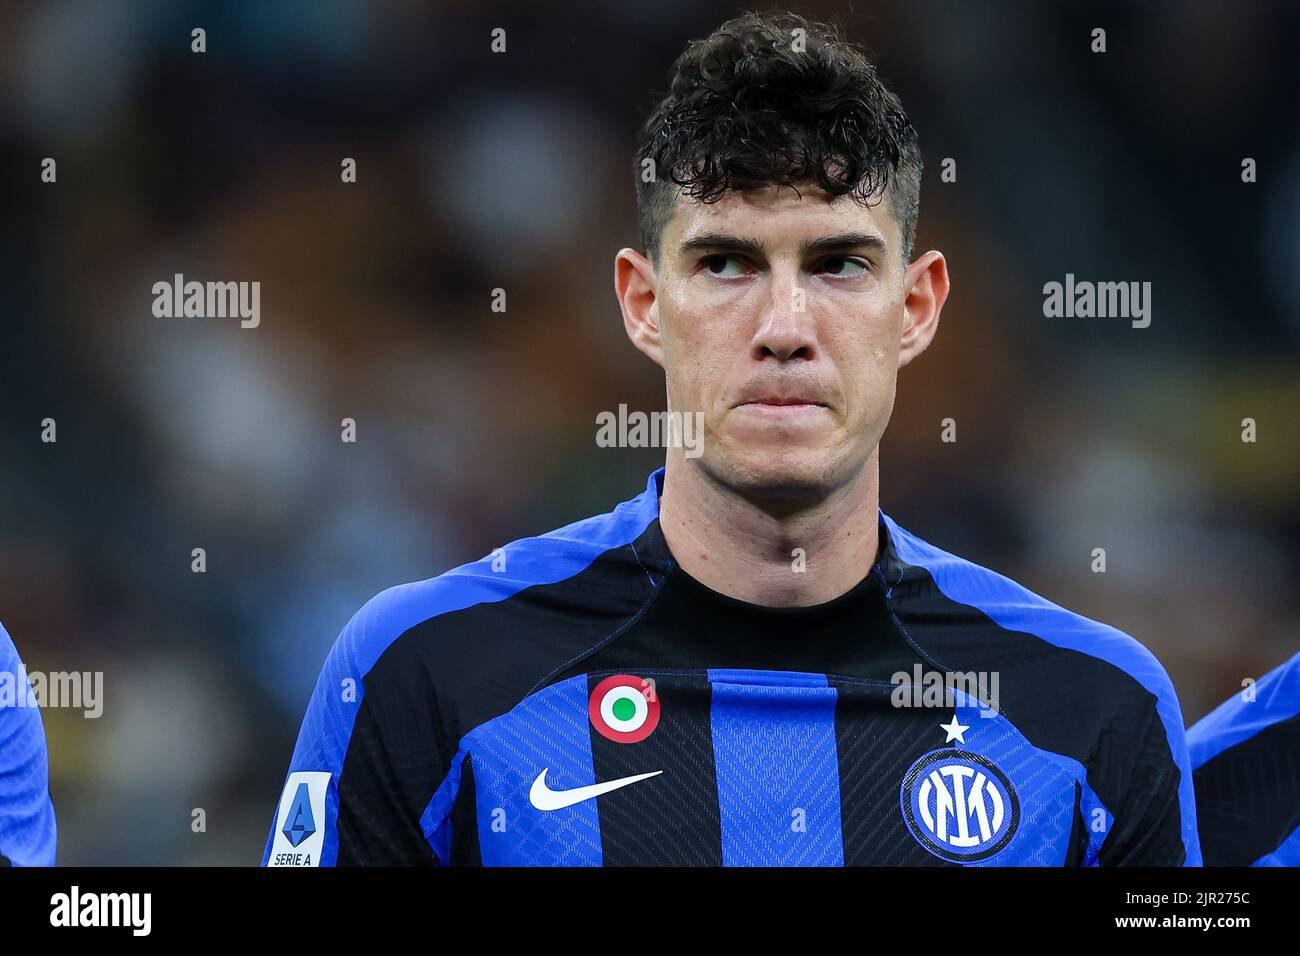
left=702, top=444, right=851, bottom=501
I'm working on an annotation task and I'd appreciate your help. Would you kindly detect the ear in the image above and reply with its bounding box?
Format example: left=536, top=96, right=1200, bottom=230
left=897, top=249, right=949, bottom=370
left=615, top=247, right=664, bottom=368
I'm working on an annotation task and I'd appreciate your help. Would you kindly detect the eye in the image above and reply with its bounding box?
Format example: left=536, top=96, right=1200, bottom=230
left=817, top=256, right=869, bottom=277
left=702, top=254, right=749, bottom=277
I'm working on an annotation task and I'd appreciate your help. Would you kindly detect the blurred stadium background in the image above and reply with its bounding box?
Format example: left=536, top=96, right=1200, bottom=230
left=0, top=0, right=1297, bottom=864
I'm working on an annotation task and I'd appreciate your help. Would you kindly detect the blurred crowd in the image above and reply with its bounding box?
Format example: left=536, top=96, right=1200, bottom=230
left=0, top=0, right=1296, bottom=863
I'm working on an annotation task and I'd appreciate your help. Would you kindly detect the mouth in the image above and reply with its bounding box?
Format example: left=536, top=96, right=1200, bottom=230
left=733, top=397, right=830, bottom=422
left=735, top=397, right=828, bottom=409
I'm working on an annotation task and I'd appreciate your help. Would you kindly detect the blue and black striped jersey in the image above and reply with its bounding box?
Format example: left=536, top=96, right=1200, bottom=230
left=264, top=468, right=1199, bottom=866
left=0, top=622, right=56, bottom=867
left=1187, top=652, right=1300, bottom=866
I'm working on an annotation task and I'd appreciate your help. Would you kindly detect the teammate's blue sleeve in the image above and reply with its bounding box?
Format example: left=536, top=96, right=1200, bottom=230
left=1188, top=652, right=1300, bottom=767
left=0, top=622, right=57, bottom=866
left=1188, top=652, right=1300, bottom=866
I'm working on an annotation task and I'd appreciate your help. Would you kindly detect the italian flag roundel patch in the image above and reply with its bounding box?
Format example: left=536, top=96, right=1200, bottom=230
left=588, top=674, right=660, bottom=743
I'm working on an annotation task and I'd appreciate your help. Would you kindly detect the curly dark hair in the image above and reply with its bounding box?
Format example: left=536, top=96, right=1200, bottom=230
left=635, top=11, right=923, bottom=266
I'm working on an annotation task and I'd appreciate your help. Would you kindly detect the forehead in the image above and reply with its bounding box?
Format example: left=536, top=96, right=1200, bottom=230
left=663, top=181, right=897, bottom=255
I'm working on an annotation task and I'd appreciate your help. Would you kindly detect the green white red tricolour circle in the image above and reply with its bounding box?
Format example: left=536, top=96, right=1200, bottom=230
left=589, top=674, right=660, bottom=743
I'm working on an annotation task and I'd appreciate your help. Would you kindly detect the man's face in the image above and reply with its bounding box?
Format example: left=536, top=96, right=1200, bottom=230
left=650, top=182, right=913, bottom=499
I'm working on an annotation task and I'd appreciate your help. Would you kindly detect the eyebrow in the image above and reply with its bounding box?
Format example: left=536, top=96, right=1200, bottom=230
left=678, top=232, right=887, bottom=258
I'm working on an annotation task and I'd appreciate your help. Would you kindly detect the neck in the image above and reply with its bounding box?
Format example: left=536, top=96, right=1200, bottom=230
left=658, top=449, right=882, bottom=607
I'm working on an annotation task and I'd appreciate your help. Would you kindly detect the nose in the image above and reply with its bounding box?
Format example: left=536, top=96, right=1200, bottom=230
left=752, top=268, right=815, bottom=362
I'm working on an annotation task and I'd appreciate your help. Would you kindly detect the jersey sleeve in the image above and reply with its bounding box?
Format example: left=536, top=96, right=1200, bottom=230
left=262, top=589, right=454, bottom=866
left=1094, top=662, right=1201, bottom=866
left=0, top=622, right=57, bottom=867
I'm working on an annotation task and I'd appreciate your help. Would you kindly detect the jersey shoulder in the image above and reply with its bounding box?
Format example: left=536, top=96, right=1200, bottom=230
left=882, top=511, right=1178, bottom=701
left=305, top=469, right=667, bottom=750
left=331, top=470, right=663, bottom=681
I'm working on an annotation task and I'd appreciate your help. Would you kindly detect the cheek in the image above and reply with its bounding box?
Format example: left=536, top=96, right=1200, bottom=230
left=662, top=295, right=747, bottom=406
left=823, top=313, right=899, bottom=406
left=861, top=341, right=898, bottom=387
left=669, top=339, right=731, bottom=412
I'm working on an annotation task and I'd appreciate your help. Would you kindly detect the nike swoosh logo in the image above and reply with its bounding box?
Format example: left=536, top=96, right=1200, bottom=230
left=528, top=768, right=663, bottom=811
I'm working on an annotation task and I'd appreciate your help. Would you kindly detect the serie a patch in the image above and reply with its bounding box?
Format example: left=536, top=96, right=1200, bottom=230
left=267, top=770, right=331, bottom=866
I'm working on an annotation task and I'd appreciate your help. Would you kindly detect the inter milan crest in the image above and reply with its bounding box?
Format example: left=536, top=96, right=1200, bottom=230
left=900, top=748, right=1020, bottom=862
left=588, top=674, right=660, bottom=743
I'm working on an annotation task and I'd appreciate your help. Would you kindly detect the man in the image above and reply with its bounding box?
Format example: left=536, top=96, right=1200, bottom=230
left=265, top=11, right=1198, bottom=866
left=0, top=622, right=57, bottom=866
left=1188, top=653, right=1299, bottom=866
